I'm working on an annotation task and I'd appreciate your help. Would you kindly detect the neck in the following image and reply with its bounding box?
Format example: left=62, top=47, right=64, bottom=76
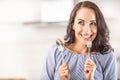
left=69, top=42, right=88, bottom=54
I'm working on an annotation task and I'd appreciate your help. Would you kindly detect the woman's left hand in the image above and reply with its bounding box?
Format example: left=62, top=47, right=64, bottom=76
left=84, top=58, right=96, bottom=80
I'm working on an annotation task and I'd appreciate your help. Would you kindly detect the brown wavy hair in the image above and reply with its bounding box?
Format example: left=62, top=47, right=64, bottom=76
left=64, top=1, right=112, bottom=54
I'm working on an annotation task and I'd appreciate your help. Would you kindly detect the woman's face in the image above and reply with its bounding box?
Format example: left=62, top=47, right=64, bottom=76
left=73, top=7, right=97, bottom=45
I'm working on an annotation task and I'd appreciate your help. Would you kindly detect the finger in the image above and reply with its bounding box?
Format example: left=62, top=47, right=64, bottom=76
left=85, top=66, right=95, bottom=70
left=84, top=66, right=95, bottom=72
left=85, top=63, right=91, bottom=66
left=58, top=65, right=69, bottom=71
left=84, top=66, right=96, bottom=73
left=84, top=62, right=96, bottom=68
left=62, top=70, right=69, bottom=75
left=59, top=64, right=69, bottom=70
left=59, top=70, right=70, bottom=78
left=61, top=61, right=68, bottom=67
left=84, top=67, right=93, bottom=73
left=85, top=58, right=96, bottom=66
left=85, top=58, right=91, bottom=65
left=84, top=62, right=93, bottom=67
left=59, top=64, right=67, bottom=70
left=85, top=61, right=96, bottom=68
left=63, top=66, right=69, bottom=69
left=60, top=67, right=69, bottom=72
left=58, top=64, right=70, bottom=75
left=87, top=58, right=96, bottom=65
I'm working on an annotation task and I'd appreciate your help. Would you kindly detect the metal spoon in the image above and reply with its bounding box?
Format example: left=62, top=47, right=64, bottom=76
left=56, top=38, right=64, bottom=62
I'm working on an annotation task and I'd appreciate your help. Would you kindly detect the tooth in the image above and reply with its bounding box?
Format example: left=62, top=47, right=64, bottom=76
left=82, top=35, right=90, bottom=38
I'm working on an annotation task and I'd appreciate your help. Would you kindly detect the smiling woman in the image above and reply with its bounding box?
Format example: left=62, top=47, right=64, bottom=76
left=72, top=7, right=97, bottom=46
left=40, top=1, right=117, bottom=80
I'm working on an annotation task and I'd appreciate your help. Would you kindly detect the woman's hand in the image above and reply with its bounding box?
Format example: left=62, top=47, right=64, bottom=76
left=84, top=58, right=96, bottom=80
left=58, top=61, right=70, bottom=80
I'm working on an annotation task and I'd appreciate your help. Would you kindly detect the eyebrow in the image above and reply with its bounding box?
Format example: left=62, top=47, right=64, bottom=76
left=78, top=19, right=96, bottom=22
left=90, top=20, right=96, bottom=22
left=78, top=19, right=84, bottom=21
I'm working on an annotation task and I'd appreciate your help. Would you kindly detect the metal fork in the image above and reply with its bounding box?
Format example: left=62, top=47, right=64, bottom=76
left=87, top=41, right=92, bottom=58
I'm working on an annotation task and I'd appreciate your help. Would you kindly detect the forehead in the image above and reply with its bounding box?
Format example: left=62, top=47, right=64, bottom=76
left=75, top=7, right=96, bottom=21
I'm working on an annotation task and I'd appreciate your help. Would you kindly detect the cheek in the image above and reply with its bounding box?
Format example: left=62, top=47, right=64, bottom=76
left=92, top=28, right=97, bottom=39
left=75, top=25, right=82, bottom=32
left=92, top=27, right=97, bottom=34
left=93, top=30, right=97, bottom=34
left=73, top=26, right=81, bottom=34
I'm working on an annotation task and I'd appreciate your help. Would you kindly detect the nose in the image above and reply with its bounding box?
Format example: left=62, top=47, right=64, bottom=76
left=83, top=24, right=92, bottom=34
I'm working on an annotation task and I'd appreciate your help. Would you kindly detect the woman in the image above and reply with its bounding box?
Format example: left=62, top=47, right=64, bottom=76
left=40, top=1, right=117, bottom=80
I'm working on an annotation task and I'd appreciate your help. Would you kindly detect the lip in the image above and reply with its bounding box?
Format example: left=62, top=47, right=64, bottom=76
left=80, top=34, right=92, bottom=41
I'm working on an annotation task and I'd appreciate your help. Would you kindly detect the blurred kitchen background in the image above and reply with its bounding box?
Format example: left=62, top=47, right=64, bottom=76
left=0, top=0, right=120, bottom=80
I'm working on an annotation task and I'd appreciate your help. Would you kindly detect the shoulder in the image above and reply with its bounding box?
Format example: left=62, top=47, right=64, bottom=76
left=98, top=51, right=117, bottom=69
left=49, top=43, right=58, bottom=52
left=40, top=44, right=59, bottom=79
left=100, top=51, right=116, bottom=60
left=47, top=43, right=59, bottom=57
left=98, top=51, right=116, bottom=63
left=99, top=51, right=117, bottom=79
left=46, top=43, right=64, bottom=61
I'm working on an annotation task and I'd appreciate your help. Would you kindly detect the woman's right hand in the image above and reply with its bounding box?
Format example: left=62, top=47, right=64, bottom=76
left=58, top=61, right=70, bottom=80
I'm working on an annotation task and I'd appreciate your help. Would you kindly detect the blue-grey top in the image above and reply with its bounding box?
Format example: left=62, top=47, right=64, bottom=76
left=40, top=44, right=117, bottom=80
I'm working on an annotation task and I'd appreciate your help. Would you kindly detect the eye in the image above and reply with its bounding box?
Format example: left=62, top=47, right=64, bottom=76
left=78, top=21, right=84, bottom=25
left=90, top=22, right=97, bottom=26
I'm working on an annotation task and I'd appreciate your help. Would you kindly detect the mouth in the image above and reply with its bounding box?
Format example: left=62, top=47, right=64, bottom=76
left=80, top=34, right=92, bottom=41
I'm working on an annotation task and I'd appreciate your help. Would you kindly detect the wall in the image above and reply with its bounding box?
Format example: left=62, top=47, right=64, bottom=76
left=0, top=0, right=120, bottom=80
